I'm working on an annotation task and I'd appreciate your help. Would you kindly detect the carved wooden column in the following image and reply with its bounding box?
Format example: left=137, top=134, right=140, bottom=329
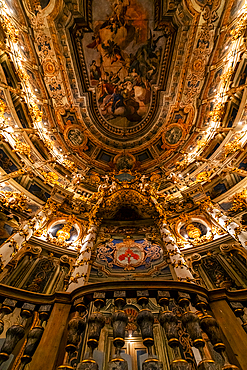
left=136, top=290, right=163, bottom=370
left=157, top=291, right=190, bottom=370
left=29, top=303, right=71, bottom=370
left=160, top=222, right=194, bottom=281
left=67, top=224, right=98, bottom=292
left=194, top=295, right=239, bottom=369
left=0, top=302, right=35, bottom=367
left=19, top=305, right=52, bottom=370
left=58, top=299, right=87, bottom=370
left=0, top=298, right=17, bottom=334
left=229, top=301, right=247, bottom=333
left=108, top=291, right=128, bottom=370
left=207, top=298, right=247, bottom=369
left=177, top=292, right=216, bottom=370
left=77, top=292, right=105, bottom=370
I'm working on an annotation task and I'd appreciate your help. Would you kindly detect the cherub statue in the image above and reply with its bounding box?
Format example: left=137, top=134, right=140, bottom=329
left=139, top=175, right=149, bottom=192
left=110, top=181, right=117, bottom=193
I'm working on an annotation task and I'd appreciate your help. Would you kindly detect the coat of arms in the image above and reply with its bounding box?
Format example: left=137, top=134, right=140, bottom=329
left=97, top=238, right=161, bottom=271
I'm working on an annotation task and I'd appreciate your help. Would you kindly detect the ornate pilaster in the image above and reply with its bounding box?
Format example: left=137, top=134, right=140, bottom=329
left=0, top=199, right=57, bottom=268
left=160, top=222, right=194, bottom=282
left=201, top=200, right=247, bottom=250
left=67, top=223, right=99, bottom=292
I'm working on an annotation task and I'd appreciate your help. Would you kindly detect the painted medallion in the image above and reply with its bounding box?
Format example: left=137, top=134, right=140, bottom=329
left=164, top=125, right=183, bottom=145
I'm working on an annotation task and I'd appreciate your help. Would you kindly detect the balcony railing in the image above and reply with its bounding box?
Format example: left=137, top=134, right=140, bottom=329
left=0, top=281, right=245, bottom=370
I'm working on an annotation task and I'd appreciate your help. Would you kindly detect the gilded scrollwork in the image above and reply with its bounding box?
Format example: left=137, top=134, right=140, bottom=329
left=0, top=190, right=31, bottom=213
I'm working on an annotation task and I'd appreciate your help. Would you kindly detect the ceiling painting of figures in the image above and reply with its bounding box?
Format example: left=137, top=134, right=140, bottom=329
left=82, top=0, right=169, bottom=128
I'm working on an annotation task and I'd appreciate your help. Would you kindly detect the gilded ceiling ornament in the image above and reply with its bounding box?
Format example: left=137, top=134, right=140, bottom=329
left=63, top=159, right=77, bottom=173
left=150, top=172, right=161, bottom=182
left=14, top=140, right=32, bottom=162
left=43, top=138, right=54, bottom=151
left=42, top=58, right=58, bottom=76
left=44, top=76, right=66, bottom=106
left=223, top=137, right=243, bottom=157
left=9, top=238, right=18, bottom=255
left=196, top=170, right=212, bottom=183
left=0, top=100, right=7, bottom=135
left=209, top=103, right=225, bottom=122
left=90, top=172, right=164, bottom=221
left=113, top=153, right=136, bottom=171
left=89, top=173, right=101, bottom=184
left=28, top=103, right=43, bottom=124
left=220, top=67, right=234, bottom=86
left=16, top=68, right=29, bottom=82
left=182, top=2, right=218, bottom=106
left=175, top=156, right=189, bottom=171
left=0, top=100, right=6, bottom=120
left=33, top=225, right=47, bottom=238
left=0, top=190, right=31, bottom=213
left=162, top=124, right=184, bottom=148
left=186, top=223, right=202, bottom=239
left=42, top=198, right=58, bottom=214
left=230, top=7, right=247, bottom=40
left=229, top=189, right=247, bottom=212
left=196, top=138, right=207, bottom=150
left=69, top=273, right=86, bottom=285
left=161, top=107, right=192, bottom=152
left=41, top=171, right=59, bottom=185
left=0, top=13, right=19, bottom=42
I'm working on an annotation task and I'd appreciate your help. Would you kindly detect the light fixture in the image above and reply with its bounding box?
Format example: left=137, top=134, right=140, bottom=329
left=5, top=127, right=14, bottom=133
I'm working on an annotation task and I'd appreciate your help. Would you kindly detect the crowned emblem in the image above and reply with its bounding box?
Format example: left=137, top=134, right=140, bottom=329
left=115, top=239, right=145, bottom=271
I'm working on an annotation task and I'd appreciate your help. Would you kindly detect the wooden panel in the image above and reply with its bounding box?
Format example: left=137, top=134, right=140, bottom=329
left=29, top=302, right=71, bottom=370
left=210, top=299, right=247, bottom=369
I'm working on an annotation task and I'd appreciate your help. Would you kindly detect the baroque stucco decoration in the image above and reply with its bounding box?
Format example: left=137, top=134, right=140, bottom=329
left=15, top=0, right=224, bottom=174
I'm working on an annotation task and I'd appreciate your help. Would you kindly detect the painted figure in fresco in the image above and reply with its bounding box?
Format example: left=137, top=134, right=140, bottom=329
left=116, top=155, right=133, bottom=170
left=68, top=128, right=84, bottom=146
left=90, top=60, right=101, bottom=82
left=85, top=0, right=165, bottom=127
left=106, top=86, right=125, bottom=114
left=165, top=126, right=182, bottom=145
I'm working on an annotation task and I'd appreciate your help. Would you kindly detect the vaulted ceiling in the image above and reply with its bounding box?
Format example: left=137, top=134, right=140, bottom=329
left=0, top=0, right=247, bottom=209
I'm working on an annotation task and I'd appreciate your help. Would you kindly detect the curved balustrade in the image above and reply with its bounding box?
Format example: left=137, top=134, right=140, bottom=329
left=0, top=282, right=245, bottom=369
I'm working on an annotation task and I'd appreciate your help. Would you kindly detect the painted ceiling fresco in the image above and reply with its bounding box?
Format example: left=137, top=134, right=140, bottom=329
left=0, top=0, right=228, bottom=171
left=83, top=0, right=169, bottom=127
left=1, top=0, right=247, bottom=220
